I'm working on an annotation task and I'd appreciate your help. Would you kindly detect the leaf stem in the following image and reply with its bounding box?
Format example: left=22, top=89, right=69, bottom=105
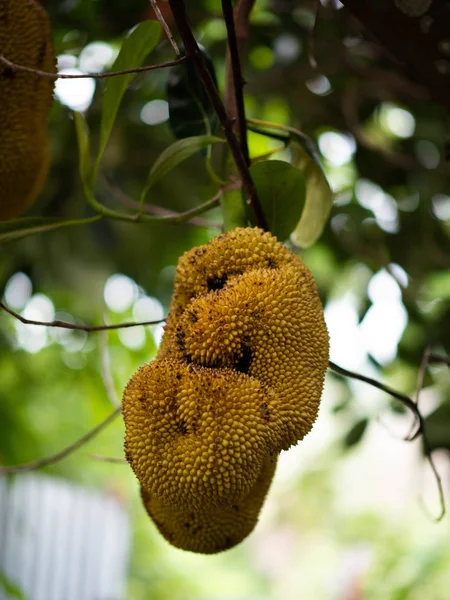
left=0, top=301, right=165, bottom=332
left=0, top=54, right=186, bottom=79
left=0, top=408, right=121, bottom=475
left=222, top=0, right=250, bottom=166
left=168, top=0, right=268, bottom=231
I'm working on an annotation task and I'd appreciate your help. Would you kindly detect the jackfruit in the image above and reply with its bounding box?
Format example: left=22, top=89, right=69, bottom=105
left=123, top=359, right=282, bottom=510
left=0, top=0, right=56, bottom=221
left=123, top=227, right=329, bottom=553
left=160, top=228, right=329, bottom=449
left=140, top=453, right=277, bottom=554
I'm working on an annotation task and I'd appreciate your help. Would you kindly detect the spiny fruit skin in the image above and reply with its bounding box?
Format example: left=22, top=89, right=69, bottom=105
left=123, top=227, right=329, bottom=553
left=140, top=454, right=277, bottom=555
left=123, top=359, right=282, bottom=510
left=0, top=0, right=56, bottom=221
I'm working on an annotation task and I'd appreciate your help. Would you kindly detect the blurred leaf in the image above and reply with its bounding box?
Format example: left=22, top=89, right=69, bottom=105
left=95, top=20, right=161, bottom=174
left=74, top=112, right=92, bottom=189
left=0, top=571, right=26, bottom=599
left=140, top=136, right=224, bottom=204
left=221, top=188, right=247, bottom=231
left=423, top=401, right=450, bottom=453
left=343, top=418, right=369, bottom=448
left=249, top=160, right=306, bottom=241
left=290, top=135, right=333, bottom=248
left=167, top=46, right=218, bottom=139
left=0, top=216, right=101, bottom=245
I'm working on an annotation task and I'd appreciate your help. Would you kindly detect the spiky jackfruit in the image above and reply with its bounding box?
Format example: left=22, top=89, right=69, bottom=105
left=123, top=359, right=282, bottom=510
left=0, top=0, right=56, bottom=221
left=123, top=228, right=329, bottom=553
left=140, top=454, right=277, bottom=554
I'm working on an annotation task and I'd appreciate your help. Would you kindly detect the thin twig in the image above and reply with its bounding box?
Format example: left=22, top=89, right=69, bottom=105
left=168, top=0, right=268, bottom=231
left=101, top=176, right=235, bottom=227
left=149, top=0, right=180, bottom=54
left=404, top=345, right=431, bottom=440
left=0, top=408, right=121, bottom=475
left=0, top=301, right=165, bottom=332
left=222, top=0, right=251, bottom=166
left=415, top=346, right=432, bottom=407
left=329, top=360, right=421, bottom=432
left=329, top=360, right=445, bottom=521
left=99, top=329, right=121, bottom=408
left=429, top=354, right=450, bottom=367
left=308, top=0, right=320, bottom=70
left=90, top=454, right=127, bottom=464
left=103, top=177, right=220, bottom=228
left=0, top=55, right=186, bottom=80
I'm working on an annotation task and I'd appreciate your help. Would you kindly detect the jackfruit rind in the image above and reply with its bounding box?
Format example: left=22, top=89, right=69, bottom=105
left=123, top=359, right=283, bottom=510
left=123, top=227, right=329, bottom=553
left=160, top=227, right=299, bottom=346
left=0, top=0, right=56, bottom=221
left=140, top=453, right=277, bottom=554
left=171, top=262, right=329, bottom=449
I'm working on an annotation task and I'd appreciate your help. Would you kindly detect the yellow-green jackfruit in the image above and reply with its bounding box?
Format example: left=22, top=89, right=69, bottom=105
left=0, top=0, right=56, bottom=221
left=141, top=454, right=277, bottom=554
left=123, top=228, right=329, bottom=553
left=123, top=359, right=282, bottom=510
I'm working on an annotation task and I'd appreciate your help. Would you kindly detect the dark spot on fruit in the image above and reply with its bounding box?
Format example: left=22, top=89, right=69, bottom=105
left=37, top=42, right=47, bottom=68
left=177, top=420, right=188, bottom=434
left=234, top=344, right=252, bottom=374
left=207, top=274, right=228, bottom=291
left=1, top=67, right=15, bottom=80
left=260, top=402, right=270, bottom=421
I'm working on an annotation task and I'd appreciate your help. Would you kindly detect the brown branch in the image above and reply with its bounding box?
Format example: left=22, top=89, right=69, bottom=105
left=168, top=0, right=268, bottom=231
left=329, top=361, right=421, bottom=432
left=89, top=454, right=127, bottom=464
left=101, top=175, right=231, bottom=228
left=308, top=0, right=320, bottom=70
left=329, top=360, right=445, bottom=521
left=339, top=0, right=450, bottom=115
left=0, top=408, right=121, bottom=475
left=222, top=0, right=252, bottom=166
left=429, top=354, right=450, bottom=367
left=149, top=0, right=180, bottom=55
left=0, top=301, right=165, bottom=332
left=0, top=55, right=186, bottom=80
left=99, top=330, right=121, bottom=408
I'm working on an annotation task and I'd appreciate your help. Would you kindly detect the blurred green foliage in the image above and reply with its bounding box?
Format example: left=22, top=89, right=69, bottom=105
left=1, top=0, right=449, bottom=598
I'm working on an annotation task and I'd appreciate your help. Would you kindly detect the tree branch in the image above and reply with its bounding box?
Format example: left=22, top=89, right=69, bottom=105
left=0, top=301, right=165, bottom=332
left=0, top=55, right=186, bottom=80
left=222, top=0, right=252, bottom=166
left=429, top=354, right=450, bottom=367
left=0, top=408, right=121, bottom=475
left=329, top=360, right=445, bottom=521
left=168, top=0, right=268, bottom=231
left=90, top=454, right=127, bottom=464
left=149, top=0, right=180, bottom=55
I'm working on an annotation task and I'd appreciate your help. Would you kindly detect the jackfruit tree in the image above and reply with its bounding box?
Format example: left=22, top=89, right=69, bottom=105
left=0, top=0, right=449, bottom=595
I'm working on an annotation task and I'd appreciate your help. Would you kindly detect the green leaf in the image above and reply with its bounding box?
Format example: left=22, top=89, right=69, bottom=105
left=0, top=570, right=26, bottom=599
left=290, top=136, right=333, bottom=248
left=249, top=160, right=306, bottom=241
left=423, top=401, right=450, bottom=453
left=167, top=45, right=218, bottom=139
left=343, top=418, right=369, bottom=448
left=95, top=21, right=161, bottom=175
left=140, top=135, right=224, bottom=204
left=0, top=216, right=101, bottom=245
left=74, top=111, right=92, bottom=189
left=221, top=188, right=247, bottom=232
